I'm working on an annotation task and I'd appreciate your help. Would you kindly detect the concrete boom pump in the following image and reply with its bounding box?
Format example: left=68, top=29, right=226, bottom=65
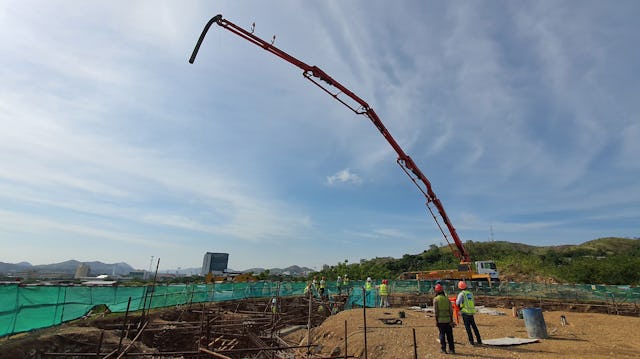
left=189, top=14, right=499, bottom=283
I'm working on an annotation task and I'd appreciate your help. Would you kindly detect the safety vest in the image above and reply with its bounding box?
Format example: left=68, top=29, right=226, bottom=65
left=459, top=290, right=476, bottom=315
left=320, top=280, right=326, bottom=289
left=434, top=294, right=452, bottom=323
left=365, top=282, right=373, bottom=291
left=343, top=278, right=349, bottom=286
left=379, top=283, right=388, bottom=296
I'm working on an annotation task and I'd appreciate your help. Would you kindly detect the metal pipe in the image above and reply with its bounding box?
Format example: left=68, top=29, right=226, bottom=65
left=307, top=289, right=312, bottom=359
left=146, top=258, right=161, bottom=314
left=362, top=287, right=368, bottom=359
left=95, top=330, right=104, bottom=358
left=412, top=328, right=418, bottom=359
left=344, top=320, right=348, bottom=359
left=118, top=297, right=132, bottom=353
left=115, top=321, right=148, bottom=359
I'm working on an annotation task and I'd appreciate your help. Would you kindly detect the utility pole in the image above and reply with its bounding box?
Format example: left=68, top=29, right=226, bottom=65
left=146, top=256, right=154, bottom=280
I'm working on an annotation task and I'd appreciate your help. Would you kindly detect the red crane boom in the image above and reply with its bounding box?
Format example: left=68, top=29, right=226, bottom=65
left=189, top=14, right=472, bottom=264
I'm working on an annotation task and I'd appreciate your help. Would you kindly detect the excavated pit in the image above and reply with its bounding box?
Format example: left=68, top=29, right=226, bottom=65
left=0, top=293, right=637, bottom=358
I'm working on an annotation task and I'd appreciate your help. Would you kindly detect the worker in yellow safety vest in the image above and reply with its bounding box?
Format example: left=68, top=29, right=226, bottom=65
left=342, top=275, right=350, bottom=295
left=433, top=284, right=455, bottom=354
left=319, top=276, right=326, bottom=297
left=456, top=281, right=482, bottom=346
left=379, top=279, right=390, bottom=308
left=364, top=277, right=373, bottom=291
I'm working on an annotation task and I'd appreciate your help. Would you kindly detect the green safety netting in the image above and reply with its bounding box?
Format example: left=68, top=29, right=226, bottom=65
left=0, top=282, right=306, bottom=337
left=1, top=281, right=638, bottom=337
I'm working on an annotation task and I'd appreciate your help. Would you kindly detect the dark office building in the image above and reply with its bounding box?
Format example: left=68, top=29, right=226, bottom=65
left=201, top=252, right=229, bottom=275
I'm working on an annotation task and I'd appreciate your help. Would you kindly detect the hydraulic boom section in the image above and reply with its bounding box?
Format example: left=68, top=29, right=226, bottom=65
left=189, top=14, right=471, bottom=265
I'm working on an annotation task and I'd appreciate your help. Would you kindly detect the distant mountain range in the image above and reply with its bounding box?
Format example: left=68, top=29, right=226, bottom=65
left=0, top=260, right=135, bottom=276
left=1, top=260, right=315, bottom=277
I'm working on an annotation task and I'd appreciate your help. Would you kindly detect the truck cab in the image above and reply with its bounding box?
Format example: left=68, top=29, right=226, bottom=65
left=474, top=260, right=499, bottom=281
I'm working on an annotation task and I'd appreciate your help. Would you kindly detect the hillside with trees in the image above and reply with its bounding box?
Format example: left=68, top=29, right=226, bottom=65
left=312, top=237, right=640, bottom=285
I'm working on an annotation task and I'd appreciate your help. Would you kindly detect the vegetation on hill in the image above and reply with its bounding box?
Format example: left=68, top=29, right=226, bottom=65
left=311, top=237, right=640, bottom=285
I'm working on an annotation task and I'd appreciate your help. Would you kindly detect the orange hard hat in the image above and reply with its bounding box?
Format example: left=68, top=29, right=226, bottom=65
left=458, top=281, right=467, bottom=289
left=434, top=284, right=443, bottom=292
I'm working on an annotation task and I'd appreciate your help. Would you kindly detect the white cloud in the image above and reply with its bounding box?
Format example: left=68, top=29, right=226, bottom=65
left=326, top=168, right=363, bottom=186
left=0, top=210, right=163, bottom=247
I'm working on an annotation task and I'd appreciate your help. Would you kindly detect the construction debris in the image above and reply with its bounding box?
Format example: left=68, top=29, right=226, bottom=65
left=2, top=294, right=337, bottom=359
left=2, top=293, right=639, bottom=358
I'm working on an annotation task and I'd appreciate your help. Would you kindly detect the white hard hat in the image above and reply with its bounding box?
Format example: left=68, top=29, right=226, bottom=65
left=367, top=277, right=371, bottom=281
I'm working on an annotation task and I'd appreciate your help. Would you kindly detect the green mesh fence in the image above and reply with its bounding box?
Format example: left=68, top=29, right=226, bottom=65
left=0, top=282, right=308, bottom=338
left=1, top=280, right=638, bottom=337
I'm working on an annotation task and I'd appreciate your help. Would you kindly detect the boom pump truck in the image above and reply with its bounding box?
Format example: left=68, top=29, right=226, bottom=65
left=189, top=14, right=500, bottom=284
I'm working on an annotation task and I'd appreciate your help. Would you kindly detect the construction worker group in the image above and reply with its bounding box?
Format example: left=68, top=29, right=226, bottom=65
left=434, top=280, right=482, bottom=354
left=303, top=276, right=481, bottom=354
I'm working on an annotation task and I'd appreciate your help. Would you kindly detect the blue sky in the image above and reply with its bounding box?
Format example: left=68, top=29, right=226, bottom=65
left=1, top=1, right=638, bottom=272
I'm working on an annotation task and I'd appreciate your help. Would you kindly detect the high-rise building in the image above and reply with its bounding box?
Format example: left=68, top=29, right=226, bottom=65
left=201, top=252, right=229, bottom=275
left=74, top=263, right=90, bottom=279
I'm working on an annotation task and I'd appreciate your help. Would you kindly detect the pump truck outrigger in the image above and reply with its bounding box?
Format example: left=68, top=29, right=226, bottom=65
left=189, top=14, right=500, bottom=284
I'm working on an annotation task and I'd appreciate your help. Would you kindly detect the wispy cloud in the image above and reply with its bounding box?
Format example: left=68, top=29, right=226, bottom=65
left=1, top=1, right=637, bottom=270
left=326, top=169, right=363, bottom=186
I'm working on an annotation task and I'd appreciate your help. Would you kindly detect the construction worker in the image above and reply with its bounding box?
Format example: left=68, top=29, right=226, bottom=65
left=433, top=283, right=455, bottom=354
left=379, top=279, right=390, bottom=308
left=319, top=276, right=326, bottom=297
left=342, top=275, right=350, bottom=295
left=336, top=275, right=342, bottom=294
left=434, top=280, right=442, bottom=289
left=456, top=281, right=482, bottom=346
left=303, top=281, right=313, bottom=296
left=270, top=297, right=278, bottom=314
left=364, top=277, right=373, bottom=291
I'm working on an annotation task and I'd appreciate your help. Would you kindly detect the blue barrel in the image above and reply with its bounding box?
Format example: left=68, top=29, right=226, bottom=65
left=522, top=308, right=548, bottom=339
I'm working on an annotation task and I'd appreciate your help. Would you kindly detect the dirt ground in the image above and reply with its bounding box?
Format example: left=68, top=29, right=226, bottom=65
left=286, top=306, right=640, bottom=358
left=2, top=298, right=638, bottom=358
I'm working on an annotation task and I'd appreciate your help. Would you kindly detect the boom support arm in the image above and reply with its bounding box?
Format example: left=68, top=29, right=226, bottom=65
left=189, top=14, right=471, bottom=264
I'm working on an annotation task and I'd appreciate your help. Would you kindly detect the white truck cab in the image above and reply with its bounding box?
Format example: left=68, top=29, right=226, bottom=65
left=475, top=260, right=499, bottom=281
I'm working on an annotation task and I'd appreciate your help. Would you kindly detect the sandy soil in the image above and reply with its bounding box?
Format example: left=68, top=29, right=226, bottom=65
left=2, top=299, right=638, bottom=359
left=287, top=306, right=640, bottom=358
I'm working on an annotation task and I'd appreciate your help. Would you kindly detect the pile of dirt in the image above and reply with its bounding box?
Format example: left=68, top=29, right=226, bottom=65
left=284, top=306, right=640, bottom=358
left=0, top=325, right=155, bottom=358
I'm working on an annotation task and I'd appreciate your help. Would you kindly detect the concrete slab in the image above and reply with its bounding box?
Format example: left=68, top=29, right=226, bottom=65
left=482, top=337, right=540, bottom=346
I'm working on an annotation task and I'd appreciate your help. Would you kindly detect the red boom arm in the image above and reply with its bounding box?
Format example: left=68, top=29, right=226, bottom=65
left=189, top=14, right=471, bottom=264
